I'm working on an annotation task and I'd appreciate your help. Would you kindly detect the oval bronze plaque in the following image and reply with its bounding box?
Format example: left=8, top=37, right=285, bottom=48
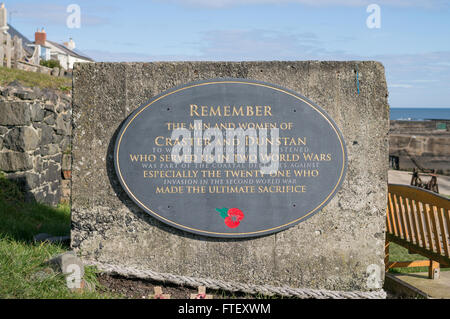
left=114, top=78, right=347, bottom=238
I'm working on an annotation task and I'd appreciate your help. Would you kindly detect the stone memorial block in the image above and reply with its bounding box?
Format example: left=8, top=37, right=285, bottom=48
left=72, top=61, right=389, bottom=291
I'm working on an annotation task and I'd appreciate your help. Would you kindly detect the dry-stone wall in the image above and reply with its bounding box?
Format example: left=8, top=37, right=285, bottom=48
left=0, top=81, right=71, bottom=205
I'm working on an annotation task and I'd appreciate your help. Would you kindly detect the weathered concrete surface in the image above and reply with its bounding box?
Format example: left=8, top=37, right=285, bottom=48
left=71, top=61, right=389, bottom=291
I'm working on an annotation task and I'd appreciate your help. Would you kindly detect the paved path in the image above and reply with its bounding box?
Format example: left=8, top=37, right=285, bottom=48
left=388, top=271, right=450, bottom=299
left=388, top=170, right=450, bottom=196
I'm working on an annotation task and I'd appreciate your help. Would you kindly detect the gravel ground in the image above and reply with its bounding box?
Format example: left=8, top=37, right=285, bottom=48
left=97, top=273, right=257, bottom=299
left=97, top=273, right=400, bottom=299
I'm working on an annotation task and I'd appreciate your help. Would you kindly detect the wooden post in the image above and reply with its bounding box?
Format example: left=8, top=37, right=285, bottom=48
left=14, top=36, right=23, bottom=67
left=0, top=32, right=4, bottom=67
left=190, top=286, right=213, bottom=299
left=5, top=32, right=11, bottom=68
left=385, top=239, right=390, bottom=272
left=150, top=286, right=171, bottom=299
left=31, top=45, right=40, bottom=65
left=429, top=260, right=440, bottom=280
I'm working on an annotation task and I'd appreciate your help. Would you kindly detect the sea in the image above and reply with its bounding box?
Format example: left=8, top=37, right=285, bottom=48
left=390, top=108, right=450, bottom=121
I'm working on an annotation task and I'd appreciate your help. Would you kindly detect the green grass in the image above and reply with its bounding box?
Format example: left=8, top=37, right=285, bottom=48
left=0, top=171, right=70, bottom=241
left=388, top=243, right=429, bottom=274
left=0, top=172, right=117, bottom=299
left=0, top=235, right=113, bottom=298
left=0, top=66, right=71, bottom=91
left=388, top=242, right=450, bottom=274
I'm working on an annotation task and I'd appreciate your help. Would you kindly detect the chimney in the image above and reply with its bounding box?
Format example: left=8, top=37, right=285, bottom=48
left=0, top=3, right=9, bottom=34
left=35, top=28, right=46, bottom=46
left=66, top=38, right=75, bottom=50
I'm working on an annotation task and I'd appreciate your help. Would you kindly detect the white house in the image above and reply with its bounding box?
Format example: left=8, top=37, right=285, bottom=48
left=0, top=3, right=93, bottom=69
left=34, top=29, right=93, bottom=70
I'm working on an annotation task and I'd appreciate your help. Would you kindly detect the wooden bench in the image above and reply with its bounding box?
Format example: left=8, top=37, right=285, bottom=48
left=385, top=184, right=450, bottom=279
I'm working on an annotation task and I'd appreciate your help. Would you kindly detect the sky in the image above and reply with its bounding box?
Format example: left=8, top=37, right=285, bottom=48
left=6, top=0, right=450, bottom=108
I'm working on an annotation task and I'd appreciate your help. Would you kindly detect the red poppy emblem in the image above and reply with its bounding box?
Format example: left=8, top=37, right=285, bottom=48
left=215, top=207, right=244, bottom=228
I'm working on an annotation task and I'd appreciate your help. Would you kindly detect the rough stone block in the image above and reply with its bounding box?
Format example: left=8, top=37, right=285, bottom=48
left=44, top=114, right=56, bottom=125
left=14, top=90, right=37, bottom=100
left=0, top=151, right=33, bottom=172
left=7, top=171, right=41, bottom=190
left=46, top=251, right=85, bottom=278
left=2, top=127, right=20, bottom=150
left=40, top=125, right=55, bottom=145
left=61, top=179, right=71, bottom=198
left=62, top=154, right=71, bottom=171
left=31, top=103, right=45, bottom=122
left=3, top=127, right=39, bottom=152
left=71, top=62, right=389, bottom=292
left=0, top=101, right=31, bottom=126
left=55, top=114, right=70, bottom=135
left=42, top=162, right=60, bottom=183
left=41, top=144, right=60, bottom=156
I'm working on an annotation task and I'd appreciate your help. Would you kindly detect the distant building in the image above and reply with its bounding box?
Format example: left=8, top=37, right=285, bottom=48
left=34, top=29, right=94, bottom=70
left=0, top=2, right=93, bottom=69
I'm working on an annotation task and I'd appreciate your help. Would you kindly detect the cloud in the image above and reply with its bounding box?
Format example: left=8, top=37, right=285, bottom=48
left=8, top=3, right=110, bottom=27
left=196, top=29, right=328, bottom=60
left=373, top=51, right=450, bottom=84
left=86, top=28, right=450, bottom=107
left=409, top=79, right=439, bottom=83
left=86, top=29, right=331, bottom=62
left=159, top=0, right=448, bottom=8
left=82, top=50, right=202, bottom=62
left=389, top=84, right=414, bottom=88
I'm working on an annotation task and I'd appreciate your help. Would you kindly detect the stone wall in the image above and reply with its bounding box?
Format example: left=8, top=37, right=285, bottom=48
left=72, top=61, right=389, bottom=292
left=390, top=120, right=450, bottom=175
left=0, top=81, right=72, bottom=205
left=16, top=61, right=72, bottom=78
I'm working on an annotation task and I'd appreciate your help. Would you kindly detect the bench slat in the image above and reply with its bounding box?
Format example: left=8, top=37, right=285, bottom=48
left=386, top=184, right=450, bottom=275
left=392, top=194, right=404, bottom=239
left=387, top=193, right=397, bottom=235
left=430, top=205, right=442, bottom=255
left=409, top=198, right=421, bottom=246
left=415, top=200, right=428, bottom=249
left=402, top=196, right=413, bottom=243
left=437, top=207, right=450, bottom=258
left=424, top=203, right=435, bottom=252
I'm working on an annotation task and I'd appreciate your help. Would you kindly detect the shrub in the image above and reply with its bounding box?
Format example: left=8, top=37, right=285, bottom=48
left=40, top=59, right=62, bottom=69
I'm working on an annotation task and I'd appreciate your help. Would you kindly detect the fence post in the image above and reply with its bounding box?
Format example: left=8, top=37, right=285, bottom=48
left=0, top=32, right=4, bottom=67
left=12, top=36, right=23, bottom=68
left=429, top=260, right=440, bottom=280
left=31, top=45, right=40, bottom=65
left=5, top=32, right=11, bottom=68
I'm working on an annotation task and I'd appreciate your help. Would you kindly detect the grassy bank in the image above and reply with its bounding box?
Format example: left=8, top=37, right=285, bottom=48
left=0, top=66, right=71, bottom=91
left=0, top=172, right=115, bottom=298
